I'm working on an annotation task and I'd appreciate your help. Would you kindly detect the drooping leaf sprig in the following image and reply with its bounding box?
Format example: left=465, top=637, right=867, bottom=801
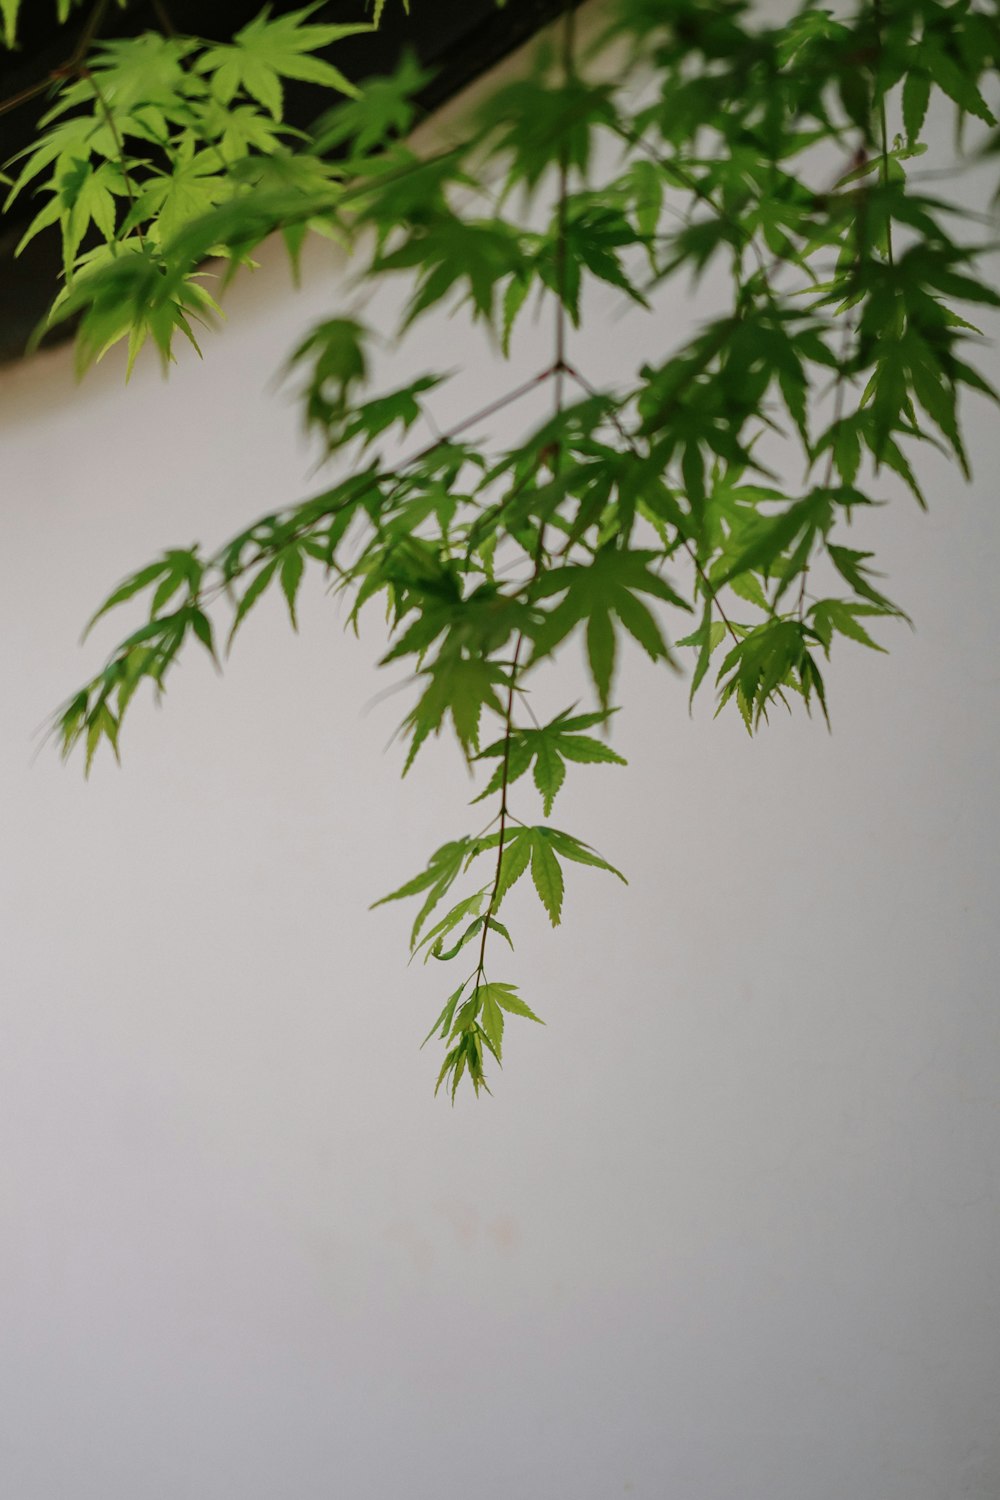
left=21, top=0, right=1000, bottom=1094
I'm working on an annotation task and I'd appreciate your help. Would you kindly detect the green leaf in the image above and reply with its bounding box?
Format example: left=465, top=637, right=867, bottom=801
left=902, top=71, right=931, bottom=144
left=917, top=39, right=996, bottom=127
left=495, top=828, right=531, bottom=905
left=720, top=492, right=831, bottom=585
left=416, top=889, right=486, bottom=961
left=475, top=708, right=625, bottom=816
left=279, top=546, right=305, bottom=629
left=531, top=546, right=685, bottom=707
left=227, top=558, right=278, bottom=650
left=312, top=51, right=426, bottom=155
left=811, top=599, right=887, bottom=652
left=84, top=701, right=120, bottom=776
left=557, top=734, right=626, bottom=767
left=678, top=595, right=726, bottom=706
left=379, top=214, right=529, bottom=330
left=1, top=0, right=20, bottom=46
left=479, top=988, right=505, bottom=1060
left=84, top=559, right=173, bottom=638
left=190, top=609, right=218, bottom=663
left=487, top=982, right=543, bottom=1025
left=531, top=735, right=565, bottom=816
left=586, top=609, right=616, bottom=711
left=130, top=154, right=230, bottom=246
left=529, top=829, right=564, bottom=926
left=502, top=273, right=532, bottom=356
left=544, top=827, right=627, bottom=884
left=196, top=6, right=371, bottom=119
left=403, top=655, right=507, bottom=770
left=827, top=545, right=905, bottom=616
left=372, top=836, right=473, bottom=949
left=421, top=982, right=467, bottom=1049
left=471, top=737, right=533, bottom=804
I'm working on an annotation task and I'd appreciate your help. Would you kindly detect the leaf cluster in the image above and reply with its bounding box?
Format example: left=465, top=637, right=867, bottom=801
left=3, top=4, right=370, bottom=369
left=28, top=0, right=1000, bottom=1094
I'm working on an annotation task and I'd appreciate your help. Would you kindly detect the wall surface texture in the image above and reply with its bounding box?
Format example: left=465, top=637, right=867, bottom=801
left=1, top=9, right=999, bottom=1499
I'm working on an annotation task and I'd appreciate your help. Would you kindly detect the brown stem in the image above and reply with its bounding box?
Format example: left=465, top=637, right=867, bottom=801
left=150, top=0, right=177, bottom=37
left=407, top=364, right=558, bottom=469
left=473, top=632, right=524, bottom=987
left=0, top=0, right=111, bottom=117
left=872, top=0, right=894, bottom=267
left=80, top=63, right=144, bottom=246
left=473, top=0, right=575, bottom=998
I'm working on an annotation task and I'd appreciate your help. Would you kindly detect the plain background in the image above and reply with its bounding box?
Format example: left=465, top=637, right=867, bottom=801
left=1, top=5, right=999, bottom=1496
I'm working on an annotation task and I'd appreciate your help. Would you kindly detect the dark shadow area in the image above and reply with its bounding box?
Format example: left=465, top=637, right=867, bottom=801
left=0, top=0, right=565, bottom=364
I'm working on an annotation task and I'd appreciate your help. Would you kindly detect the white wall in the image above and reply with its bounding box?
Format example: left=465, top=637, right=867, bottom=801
left=1, top=15, right=999, bottom=1499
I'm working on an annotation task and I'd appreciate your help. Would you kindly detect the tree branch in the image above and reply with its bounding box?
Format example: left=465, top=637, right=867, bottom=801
left=0, top=0, right=111, bottom=117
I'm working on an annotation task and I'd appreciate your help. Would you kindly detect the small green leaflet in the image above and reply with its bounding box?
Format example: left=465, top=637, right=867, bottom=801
left=372, top=836, right=476, bottom=950
left=480, top=982, right=542, bottom=1025
left=479, top=986, right=505, bottom=1059
left=475, top=707, right=626, bottom=815
left=484, top=824, right=627, bottom=926
left=195, top=6, right=371, bottom=120
left=0, top=0, right=31, bottom=46
left=676, top=602, right=729, bottom=707
left=371, top=0, right=409, bottom=27
left=414, top=889, right=487, bottom=963
left=402, top=654, right=508, bottom=771
left=531, top=547, right=688, bottom=708
left=720, top=491, right=832, bottom=590
left=435, top=980, right=543, bottom=1088
left=83, top=549, right=202, bottom=639
left=810, top=599, right=890, bottom=653
left=827, top=546, right=906, bottom=619
left=430, top=914, right=513, bottom=964
left=902, top=71, right=930, bottom=144
left=278, top=545, right=306, bottom=629
left=421, top=981, right=467, bottom=1049
left=474, top=982, right=543, bottom=1064
left=227, top=559, right=278, bottom=649
left=715, top=619, right=829, bottom=732
left=129, top=153, right=231, bottom=247
left=495, top=830, right=532, bottom=905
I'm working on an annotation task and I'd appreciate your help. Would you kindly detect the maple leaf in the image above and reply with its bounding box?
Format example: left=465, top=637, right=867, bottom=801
left=475, top=707, right=626, bottom=815
left=530, top=547, right=688, bottom=707
left=402, top=653, right=508, bottom=771
left=195, top=5, right=371, bottom=120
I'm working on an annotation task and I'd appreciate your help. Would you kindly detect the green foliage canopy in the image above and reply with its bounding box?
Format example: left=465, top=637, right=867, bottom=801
left=3, top=0, right=998, bottom=1096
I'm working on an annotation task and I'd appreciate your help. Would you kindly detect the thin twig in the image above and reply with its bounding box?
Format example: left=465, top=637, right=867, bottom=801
left=0, top=0, right=111, bottom=117
left=472, top=630, right=524, bottom=989
left=798, top=315, right=853, bottom=621
left=80, top=64, right=144, bottom=245
left=407, top=364, right=558, bottom=468
left=872, top=0, right=894, bottom=267
left=473, top=1, right=575, bottom=996
left=150, top=0, right=177, bottom=38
